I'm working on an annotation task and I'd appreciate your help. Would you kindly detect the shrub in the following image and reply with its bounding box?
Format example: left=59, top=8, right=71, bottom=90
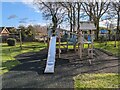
left=7, top=38, right=16, bottom=46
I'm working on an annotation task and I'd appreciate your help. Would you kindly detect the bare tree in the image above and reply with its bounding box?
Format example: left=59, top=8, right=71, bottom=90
left=82, top=1, right=110, bottom=40
left=59, top=2, right=74, bottom=32
left=34, top=1, right=65, bottom=35
left=112, top=1, right=120, bottom=34
left=60, top=2, right=83, bottom=32
left=107, top=1, right=120, bottom=46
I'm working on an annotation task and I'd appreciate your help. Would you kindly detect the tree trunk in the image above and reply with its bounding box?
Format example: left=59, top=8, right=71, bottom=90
left=89, top=3, right=92, bottom=21
left=73, top=5, right=76, bottom=32
left=96, top=22, right=99, bottom=40
left=77, top=3, right=80, bottom=31
left=70, top=19, right=72, bottom=33
left=70, top=4, right=73, bottom=33
left=117, top=7, right=120, bottom=32
left=117, top=9, right=120, bottom=40
left=52, top=15, right=58, bottom=36
left=68, top=11, right=72, bottom=33
left=108, top=30, right=111, bottom=41
left=94, top=18, right=99, bottom=40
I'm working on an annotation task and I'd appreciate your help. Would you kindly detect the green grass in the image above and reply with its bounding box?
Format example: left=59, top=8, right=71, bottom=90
left=1, top=42, right=46, bottom=74
left=74, top=73, right=120, bottom=88
left=94, top=41, right=119, bottom=55
left=57, top=41, right=119, bottom=56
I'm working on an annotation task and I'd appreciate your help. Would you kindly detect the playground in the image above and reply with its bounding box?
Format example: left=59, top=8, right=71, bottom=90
left=1, top=1, right=120, bottom=89
left=2, top=22, right=120, bottom=88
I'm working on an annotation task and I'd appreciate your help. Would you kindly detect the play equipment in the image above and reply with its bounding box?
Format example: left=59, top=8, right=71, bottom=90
left=68, top=34, right=77, bottom=45
left=44, top=36, right=56, bottom=73
left=44, top=28, right=60, bottom=73
left=44, top=22, right=96, bottom=73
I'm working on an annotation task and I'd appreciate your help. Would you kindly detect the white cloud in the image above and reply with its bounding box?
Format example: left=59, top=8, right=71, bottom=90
left=21, top=0, right=40, bottom=13
left=17, top=22, right=47, bottom=28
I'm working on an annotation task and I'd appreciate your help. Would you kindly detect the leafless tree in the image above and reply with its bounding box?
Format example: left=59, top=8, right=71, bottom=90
left=60, top=2, right=83, bottom=33
left=82, top=1, right=110, bottom=40
left=59, top=2, right=74, bottom=32
left=111, top=1, right=120, bottom=34
left=108, top=1, right=120, bottom=46
left=34, top=0, right=66, bottom=34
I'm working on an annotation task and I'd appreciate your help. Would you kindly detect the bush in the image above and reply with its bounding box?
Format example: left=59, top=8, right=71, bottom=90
left=98, top=35, right=106, bottom=43
left=7, top=38, right=16, bottom=46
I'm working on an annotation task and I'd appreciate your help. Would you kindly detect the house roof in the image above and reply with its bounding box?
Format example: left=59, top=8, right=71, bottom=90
left=0, top=27, right=4, bottom=33
left=0, top=27, right=15, bottom=33
left=79, top=21, right=96, bottom=30
left=0, top=27, right=11, bottom=34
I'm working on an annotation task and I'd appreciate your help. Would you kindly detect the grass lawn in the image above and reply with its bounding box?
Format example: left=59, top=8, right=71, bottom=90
left=57, top=41, right=119, bottom=56
left=74, top=73, right=120, bottom=88
left=94, top=41, right=119, bottom=56
left=1, top=42, right=46, bottom=74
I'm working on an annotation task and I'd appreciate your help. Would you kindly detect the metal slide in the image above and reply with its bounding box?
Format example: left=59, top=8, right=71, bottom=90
left=44, top=36, right=56, bottom=73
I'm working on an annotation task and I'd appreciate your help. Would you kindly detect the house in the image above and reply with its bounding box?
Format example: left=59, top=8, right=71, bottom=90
left=0, top=27, right=10, bottom=36
left=0, top=27, right=15, bottom=42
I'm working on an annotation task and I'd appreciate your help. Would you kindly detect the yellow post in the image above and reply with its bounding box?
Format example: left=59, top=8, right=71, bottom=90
left=19, top=30, right=22, bottom=50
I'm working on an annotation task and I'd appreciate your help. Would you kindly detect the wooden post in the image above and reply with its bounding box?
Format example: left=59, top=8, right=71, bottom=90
left=78, top=36, right=80, bottom=56
left=73, top=43, right=76, bottom=52
left=58, top=37, right=61, bottom=58
left=66, top=39, right=68, bottom=51
left=114, top=32, right=116, bottom=47
left=19, top=30, right=22, bottom=50
left=78, top=31, right=82, bottom=59
left=79, top=43, right=82, bottom=59
left=58, top=27, right=61, bottom=58
left=47, top=37, right=49, bottom=49
left=91, top=30, right=94, bottom=58
left=82, top=31, right=84, bottom=50
left=43, top=36, right=46, bottom=44
left=88, top=31, right=90, bottom=48
left=75, top=44, right=77, bottom=52
left=78, top=43, right=80, bottom=56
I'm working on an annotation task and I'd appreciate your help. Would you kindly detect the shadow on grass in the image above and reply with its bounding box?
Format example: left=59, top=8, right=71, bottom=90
left=6, top=48, right=69, bottom=75
left=5, top=48, right=118, bottom=75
